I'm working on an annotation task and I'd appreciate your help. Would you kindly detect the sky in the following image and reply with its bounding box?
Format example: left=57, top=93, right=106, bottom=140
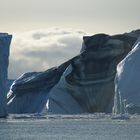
left=8, top=28, right=85, bottom=79
left=0, top=0, right=140, bottom=34
left=0, top=0, right=140, bottom=79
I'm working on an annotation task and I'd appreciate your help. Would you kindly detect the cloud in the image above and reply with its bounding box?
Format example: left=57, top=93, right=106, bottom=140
left=8, top=27, right=86, bottom=79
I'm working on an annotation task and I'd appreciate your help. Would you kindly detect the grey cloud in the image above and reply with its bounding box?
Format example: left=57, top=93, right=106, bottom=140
left=8, top=27, right=86, bottom=79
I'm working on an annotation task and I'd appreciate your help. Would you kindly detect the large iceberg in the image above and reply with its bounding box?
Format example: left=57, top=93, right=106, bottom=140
left=0, top=33, right=12, bottom=117
left=113, top=36, right=140, bottom=114
left=7, top=30, right=140, bottom=114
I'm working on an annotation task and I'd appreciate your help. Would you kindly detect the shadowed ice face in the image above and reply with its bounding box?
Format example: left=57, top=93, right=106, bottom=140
left=67, top=38, right=129, bottom=83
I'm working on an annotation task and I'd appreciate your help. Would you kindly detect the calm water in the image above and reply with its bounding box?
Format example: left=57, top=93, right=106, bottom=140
left=0, top=114, right=140, bottom=140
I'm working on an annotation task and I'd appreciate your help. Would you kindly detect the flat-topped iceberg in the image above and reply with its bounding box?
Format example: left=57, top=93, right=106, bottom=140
left=0, top=33, right=12, bottom=117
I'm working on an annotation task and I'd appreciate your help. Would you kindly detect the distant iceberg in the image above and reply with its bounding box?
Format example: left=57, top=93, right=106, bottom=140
left=0, top=33, right=12, bottom=117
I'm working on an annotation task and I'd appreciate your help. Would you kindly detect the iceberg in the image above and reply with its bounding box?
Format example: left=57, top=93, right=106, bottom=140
left=7, top=30, right=140, bottom=114
left=113, top=37, right=140, bottom=114
left=48, top=33, right=139, bottom=114
left=0, top=33, right=12, bottom=117
left=7, top=61, right=71, bottom=113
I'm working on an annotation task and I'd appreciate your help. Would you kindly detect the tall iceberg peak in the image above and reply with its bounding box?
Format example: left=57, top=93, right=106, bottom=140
left=0, top=33, right=12, bottom=117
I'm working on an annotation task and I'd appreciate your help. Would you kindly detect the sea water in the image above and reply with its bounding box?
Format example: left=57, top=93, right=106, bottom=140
left=0, top=114, right=140, bottom=140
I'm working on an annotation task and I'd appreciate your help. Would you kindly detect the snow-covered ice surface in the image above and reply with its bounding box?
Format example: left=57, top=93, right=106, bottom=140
left=0, top=114, right=140, bottom=140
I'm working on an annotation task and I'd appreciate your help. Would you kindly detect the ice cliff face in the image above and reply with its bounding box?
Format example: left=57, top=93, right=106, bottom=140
left=7, top=30, right=140, bottom=114
left=7, top=61, right=71, bottom=113
left=113, top=37, right=140, bottom=114
left=0, top=33, right=12, bottom=117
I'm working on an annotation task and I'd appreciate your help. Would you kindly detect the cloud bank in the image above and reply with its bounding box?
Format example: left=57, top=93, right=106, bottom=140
left=8, top=27, right=86, bottom=79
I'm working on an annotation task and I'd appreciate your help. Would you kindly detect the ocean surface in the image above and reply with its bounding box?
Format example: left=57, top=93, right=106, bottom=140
left=0, top=114, right=140, bottom=140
